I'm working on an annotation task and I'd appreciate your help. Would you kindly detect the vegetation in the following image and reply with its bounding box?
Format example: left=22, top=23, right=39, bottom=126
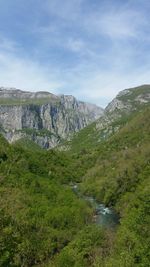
left=0, top=104, right=150, bottom=266
left=0, top=137, right=93, bottom=266
left=52, top=226, right=113, bottom=267
left=58, top=104, right=149, bottom=154
left=79, top=107, right=150, bottom=266
left=0, top=98, right=59, bottom=106
left=117, top=84, right=150, bottom=102
left=17, top=128, right=60, bottom=139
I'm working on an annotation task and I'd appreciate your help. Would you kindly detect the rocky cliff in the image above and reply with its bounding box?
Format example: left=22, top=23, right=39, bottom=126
left=96, top=84, right=150, bottom=136
left=0, top=87, right=103, bottom=148
left=58, top=85, right=150, bottom=152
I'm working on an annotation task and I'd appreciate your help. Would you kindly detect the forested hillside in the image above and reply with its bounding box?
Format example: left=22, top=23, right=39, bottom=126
left=51, top=106, right=150, bottom=267
left=0, top=135, right=94, bottom=266
left=0, top=106, right=150, bottom=266
left=1, top=0, right=150, bottom=264
left=79, top=106, right=150, bottom=266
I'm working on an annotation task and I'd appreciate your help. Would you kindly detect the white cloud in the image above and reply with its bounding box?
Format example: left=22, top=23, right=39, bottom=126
left=73, top=67, right=150, bottom=107
left=0, top=50, right=63, bottom=93
left=0, top=39, right=150, bottom=108
left=85, top=7, right=147, bottom=40
left=0, top=2, right=150, bottom=108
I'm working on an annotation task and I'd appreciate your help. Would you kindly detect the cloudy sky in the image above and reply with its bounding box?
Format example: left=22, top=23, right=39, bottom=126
left=0, top=0, right=150, bottom=107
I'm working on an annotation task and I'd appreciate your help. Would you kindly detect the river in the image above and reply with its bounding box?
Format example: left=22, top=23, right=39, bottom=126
left=72, top=184, right=119, bottom=229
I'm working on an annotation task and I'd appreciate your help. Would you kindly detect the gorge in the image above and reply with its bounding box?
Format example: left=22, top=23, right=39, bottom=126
left=0, top=84, right=150, bottom=267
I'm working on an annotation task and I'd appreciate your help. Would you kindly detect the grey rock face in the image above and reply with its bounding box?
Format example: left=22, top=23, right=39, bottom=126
left=57, top=85, right=150, bottom=152
left=105, top=98, right=131, bottom=114
left=0, top=87, right=58, bottom=100
left=0, top=87, right=103, bottom=148
left=96, top=85, right=150, bottom=139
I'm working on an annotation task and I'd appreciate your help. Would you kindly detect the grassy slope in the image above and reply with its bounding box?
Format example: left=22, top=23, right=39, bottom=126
left=57, top=121, right=99, bottom=152
left=59, top=108, right=148, bottom=154
left=117, top=84, right=150, bottom=101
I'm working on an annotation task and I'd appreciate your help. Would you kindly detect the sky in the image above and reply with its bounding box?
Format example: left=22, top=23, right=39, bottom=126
left=0, top=0, right=150, bottom=107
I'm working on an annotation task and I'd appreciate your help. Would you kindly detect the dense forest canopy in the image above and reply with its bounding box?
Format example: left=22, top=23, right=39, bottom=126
left=0, top=105, right=150, bottom=266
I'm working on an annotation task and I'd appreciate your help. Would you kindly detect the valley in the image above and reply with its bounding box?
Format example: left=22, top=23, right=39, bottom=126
left=0, top=85, right=150, bottom=267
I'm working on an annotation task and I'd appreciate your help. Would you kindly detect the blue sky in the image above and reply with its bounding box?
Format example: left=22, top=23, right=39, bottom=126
left=0, top=0, right=150, bottom=107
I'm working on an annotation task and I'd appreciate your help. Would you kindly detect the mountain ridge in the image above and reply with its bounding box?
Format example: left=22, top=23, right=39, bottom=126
left=0, top=85, right=150, bottom=266
left=0, top=87, right=103, bottom=148
left=58, top=84, right=150, bottom=152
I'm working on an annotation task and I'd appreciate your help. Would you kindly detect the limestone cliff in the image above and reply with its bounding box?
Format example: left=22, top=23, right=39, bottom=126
left=0, top=87, right=103, bottom=148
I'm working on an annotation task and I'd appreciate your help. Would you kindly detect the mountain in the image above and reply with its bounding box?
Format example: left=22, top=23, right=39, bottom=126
left=0, top=87, right=103, bottom=148
left=0, top=101, right=149, bottom=267
left=61, top=85, right=150, bottom=152
left=76, top=105, right=150, bottom=267
left=0, top=84, right=149, bottom=266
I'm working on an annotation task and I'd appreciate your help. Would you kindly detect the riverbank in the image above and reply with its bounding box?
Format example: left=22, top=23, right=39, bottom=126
left=71, top=184, right=119, bottom=229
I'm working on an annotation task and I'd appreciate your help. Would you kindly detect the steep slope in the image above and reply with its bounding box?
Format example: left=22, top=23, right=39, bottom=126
left=0, top=135, right=93, bottom=266
left=61, top=85, right=150, bottom=152
left=0, top=87, right=103, bottom=148
left=76, top=106, right=150, bottom=267
left=96, top=84, right=150, bottom=137
left=0, top=102, right=149, bottom=267
left=80, top=107, right=150, bottom=201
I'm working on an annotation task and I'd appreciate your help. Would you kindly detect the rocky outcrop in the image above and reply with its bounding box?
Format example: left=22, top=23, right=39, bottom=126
left=96, top=84, right=150, bottom=138
left=0, top=87, right=103, bottom=148
left=57, top=85, right=150, bottom=152
left=0, top=87, right=59, bottom=100
left=106, top=84, right=150, bottom=115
